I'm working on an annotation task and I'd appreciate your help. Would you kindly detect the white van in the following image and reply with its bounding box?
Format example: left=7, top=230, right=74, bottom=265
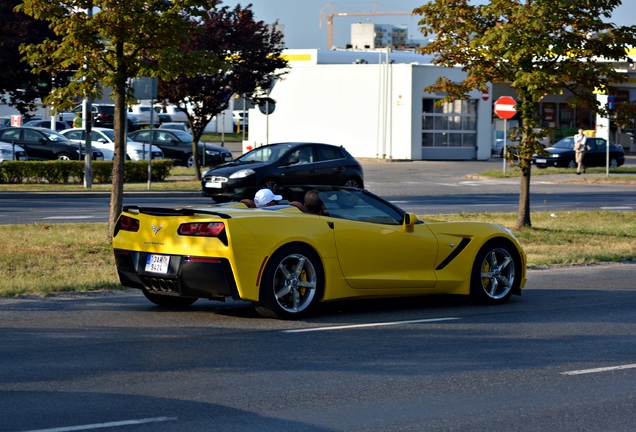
left=153, top=103, right=188, bottom=124
left=129, top=105, right=159, bottom=127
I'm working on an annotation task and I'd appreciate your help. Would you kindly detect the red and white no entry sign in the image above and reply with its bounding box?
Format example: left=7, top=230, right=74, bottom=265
left=494, top=96, right=517, bottom=119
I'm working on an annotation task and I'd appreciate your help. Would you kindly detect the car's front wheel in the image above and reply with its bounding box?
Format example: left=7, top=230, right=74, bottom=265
left=56, top=153, right=72, bottom=161
left=186, top=154, right=195, bottom=168
left=567, top=159, right=577, bottom=169
left=256, top=245, right=324, bottom=319
left=470, top=239, right=520, bottom=305
left=141, top=288, right=198, bottom=309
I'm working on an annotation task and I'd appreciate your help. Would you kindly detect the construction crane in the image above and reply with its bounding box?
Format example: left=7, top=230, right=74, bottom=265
left=319, top=2, right=413, bottom=50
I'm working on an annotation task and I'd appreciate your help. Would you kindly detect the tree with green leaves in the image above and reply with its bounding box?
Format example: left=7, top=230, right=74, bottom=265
left=0, top=0, right=57, bottom=114
left=158, top=4, right=288, bottom=180
left=414, top=0, right=636, bottom=229
left=18, top=0, right=222, bottom=236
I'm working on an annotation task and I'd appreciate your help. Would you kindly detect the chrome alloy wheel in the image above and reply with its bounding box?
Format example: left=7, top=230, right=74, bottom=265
left=479, top=247, right=515, bottom=300
left=271, top=253, right=318, bottom=313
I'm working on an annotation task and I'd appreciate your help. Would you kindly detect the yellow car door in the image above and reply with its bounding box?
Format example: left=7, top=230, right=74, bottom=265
left=332, top=218, right=439, bottom=289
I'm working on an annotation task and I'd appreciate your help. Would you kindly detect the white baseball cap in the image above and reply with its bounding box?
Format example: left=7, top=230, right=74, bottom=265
left=254, top=188, right=282, bottom=207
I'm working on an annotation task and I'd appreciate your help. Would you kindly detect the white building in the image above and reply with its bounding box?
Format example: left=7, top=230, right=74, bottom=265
left=244, top=49, right=493, bottom=160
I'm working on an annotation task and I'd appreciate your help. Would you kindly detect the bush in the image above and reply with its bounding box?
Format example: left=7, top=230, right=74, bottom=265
left=0, top=160, right=173, bottom=184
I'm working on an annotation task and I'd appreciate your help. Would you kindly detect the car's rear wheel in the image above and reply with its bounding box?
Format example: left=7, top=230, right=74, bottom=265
left=141, top=288, right=198, bottom=308
left=260, top=179, right=279, bottom=192
left=342, top=177, right=363, bottom=188
left=470, top=239, right=519, bottom=305
left=256, top=245, right=324, bottom=319
left=610, top=158, right=619, bottom=168
left=56, top=153, right=72, bottom=161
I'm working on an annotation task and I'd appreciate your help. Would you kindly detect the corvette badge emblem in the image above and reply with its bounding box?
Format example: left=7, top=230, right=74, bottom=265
left=151, top=224, right=164, bottom=235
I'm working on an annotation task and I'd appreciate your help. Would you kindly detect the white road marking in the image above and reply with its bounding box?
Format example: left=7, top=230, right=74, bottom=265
left=43, top=216, right=95, bottom=220
left=23, top=416, right=177, bottom=432
left=282, top=317, right=460, bottom=333
left=601, top=206, right=634, bottom=210
left=561, top=363, right=636, bottom=376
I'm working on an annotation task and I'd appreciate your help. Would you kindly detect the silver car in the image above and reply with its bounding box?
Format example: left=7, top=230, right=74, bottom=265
left=61, top=128, right=164, bottom=161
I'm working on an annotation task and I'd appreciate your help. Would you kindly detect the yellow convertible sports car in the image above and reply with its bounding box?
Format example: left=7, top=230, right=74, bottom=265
left=113, top=186, right=526, bottom=319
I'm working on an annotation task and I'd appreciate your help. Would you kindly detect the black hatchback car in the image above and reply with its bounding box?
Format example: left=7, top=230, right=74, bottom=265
left=0, top=127, right=104, bottom=161
left=201, top=142, right=364, bottom=202
left=128, top=129, right=232, bottom=168
left=533, top=136, right=625, bottom=169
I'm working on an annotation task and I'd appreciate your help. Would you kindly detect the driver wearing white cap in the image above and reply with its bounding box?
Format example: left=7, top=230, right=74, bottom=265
left=254, top=188, right=282, bottom=208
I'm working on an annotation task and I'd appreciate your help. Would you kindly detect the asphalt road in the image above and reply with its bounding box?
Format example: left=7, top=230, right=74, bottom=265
left=0, top=262, right=634, bottom=431
left=0, top=157, right=634, bottom=224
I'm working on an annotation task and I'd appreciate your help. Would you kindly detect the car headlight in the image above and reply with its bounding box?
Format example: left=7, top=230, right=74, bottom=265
left=205, top=150, right=220, bottom=156
left=0, top=149, right=10, bottom=156
left=229, top=169, right=255, bottom=179
left=550, top=154, right=560, bottom=158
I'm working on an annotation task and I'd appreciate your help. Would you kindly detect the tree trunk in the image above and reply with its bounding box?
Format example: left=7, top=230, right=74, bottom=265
left=516, top=161, right=532, bottom=229
left=107, top=42, right=127, bottom=238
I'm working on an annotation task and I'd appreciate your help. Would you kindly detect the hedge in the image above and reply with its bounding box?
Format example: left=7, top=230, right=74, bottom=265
left=0, top=160, right=173, bottom=184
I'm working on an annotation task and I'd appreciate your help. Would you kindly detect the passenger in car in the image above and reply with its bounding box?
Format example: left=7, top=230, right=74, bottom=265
left=254, top=188, right=282, bottom=208
left=304, top=190, right=327, bottom=215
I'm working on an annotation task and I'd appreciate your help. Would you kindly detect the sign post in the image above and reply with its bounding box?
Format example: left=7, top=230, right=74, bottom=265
left=494, top=96, right=517, bottom=174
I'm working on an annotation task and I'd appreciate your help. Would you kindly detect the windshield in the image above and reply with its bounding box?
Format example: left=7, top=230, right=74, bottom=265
left=170, top=130, right=192, bottom=142
left=99, top=129, right=133, bottom=143
left=553, top=137, right=574, bottom=149
left=237, top=144, right=293, bottom=163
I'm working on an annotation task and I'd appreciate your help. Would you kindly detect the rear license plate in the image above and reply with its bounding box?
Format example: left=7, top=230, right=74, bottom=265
left=535, top=158, right=546, bottom=164
left=145, top=254, right=170, bottom=273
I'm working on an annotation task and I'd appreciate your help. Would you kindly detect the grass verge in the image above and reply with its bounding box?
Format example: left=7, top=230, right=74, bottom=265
left=1, top=210, right=634, bottom=296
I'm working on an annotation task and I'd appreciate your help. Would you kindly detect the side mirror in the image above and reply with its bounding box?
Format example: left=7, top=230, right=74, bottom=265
left=402, top=212, right=418, bottom=232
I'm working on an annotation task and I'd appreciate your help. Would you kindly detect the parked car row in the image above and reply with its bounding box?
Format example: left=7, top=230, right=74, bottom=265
left=0, top=127, right=104, bottom=161
left=128, top=129, right=232, bottom=168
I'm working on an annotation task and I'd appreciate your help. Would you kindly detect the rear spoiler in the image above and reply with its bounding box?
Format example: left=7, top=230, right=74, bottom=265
left=122, top=206, right=232, bottom=219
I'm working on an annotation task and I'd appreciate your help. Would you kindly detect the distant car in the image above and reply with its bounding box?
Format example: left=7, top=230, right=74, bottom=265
left=0, top=141, right=28, bottom=162
left=112, top=185, right=526, bottom=319
left=61, top=127, right=164, bottom=162
left=159, top=122, right=191, bottom=134
left=66, top=104, right=142, bottom=131
left=22, top=119, right=73, bottom=131
left=533, top=136, right=625, bottom=168
left=128, top=129, right=232, bottom=168
left=232, top=110, right=248, bottom=131
left=128, top=104, right=159, bottom=128
left=153, top=104, right=188, bottom=124
left=201, top=142, right=364, bottom=202
left=0, top=127, right=103, bottom=161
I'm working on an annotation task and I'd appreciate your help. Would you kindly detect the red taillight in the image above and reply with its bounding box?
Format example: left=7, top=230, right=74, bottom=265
left=178, top=222, right=225, bottom=237
left=118, top=215, right=139, bottom=232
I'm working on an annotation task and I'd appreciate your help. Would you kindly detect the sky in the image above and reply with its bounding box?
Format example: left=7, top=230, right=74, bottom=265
left=221, top=1, right=636, bottom=50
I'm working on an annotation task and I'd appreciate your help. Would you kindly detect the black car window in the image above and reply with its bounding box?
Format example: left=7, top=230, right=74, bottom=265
left=315, top=145, right=344, bottom=162
left=0, top=129, right=20, bottom=140
left=133, top=130, right=151, bottom=142
left=239, top=145, right=287, bottom=163
left=24, top=129, right=42, bottom=142
left=553, top=137, right=574, bottom=149
left=156, top=131, right=174, bottom=142
left=289, top=147, right=313, bottom=164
